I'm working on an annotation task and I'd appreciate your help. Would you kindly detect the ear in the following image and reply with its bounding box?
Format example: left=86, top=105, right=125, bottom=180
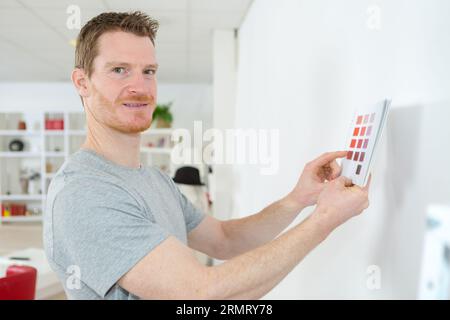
left=71, top=68, right=90, bottom=99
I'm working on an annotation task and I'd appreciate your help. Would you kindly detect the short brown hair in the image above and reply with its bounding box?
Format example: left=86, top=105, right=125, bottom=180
left=75, top=11, right=159, bottom=78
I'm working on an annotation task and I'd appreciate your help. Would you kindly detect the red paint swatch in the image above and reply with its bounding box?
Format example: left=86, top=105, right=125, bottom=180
left=354, top=152, right=360, bottom=161
left=356, top=115, right=363, bottom=124
left=353, top=127, right=360, bottom=136
left=363, top=139, right=369, bottom=149
left=360, top=152, right=365, bottom=162
left=367, top=126, right=372, bottom=136
left=360, top=127, right=366, bottom=136
left=357, top=139, right=363, bottom=148
left=347, top=151, right=353, bottom=160
left=350, top=139, right=356, bottom=148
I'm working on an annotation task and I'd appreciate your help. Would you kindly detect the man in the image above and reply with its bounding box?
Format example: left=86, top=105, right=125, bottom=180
left=44, top=11, right=370, bottom=300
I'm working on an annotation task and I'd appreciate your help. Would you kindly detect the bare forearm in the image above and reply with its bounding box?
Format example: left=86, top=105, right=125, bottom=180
left=221, top=195, right=305, bottom=258
left=206, top=208, right=331, bottom=299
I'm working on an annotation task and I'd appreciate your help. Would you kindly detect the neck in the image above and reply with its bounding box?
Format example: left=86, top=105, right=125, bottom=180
left=82, top=123, right=142, bottom=169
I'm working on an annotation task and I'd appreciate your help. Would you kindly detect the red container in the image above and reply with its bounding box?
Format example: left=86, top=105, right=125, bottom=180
left=45, top=119, right=64, bottom=130
left=10, top=203, right=27, bottom=216
left=53, top=119, right=64, bottom=130
left=45, top=119, right=53, bottom=130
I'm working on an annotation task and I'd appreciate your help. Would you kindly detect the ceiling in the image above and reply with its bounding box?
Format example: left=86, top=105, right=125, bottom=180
left=0, top=0, right=252, bottom=83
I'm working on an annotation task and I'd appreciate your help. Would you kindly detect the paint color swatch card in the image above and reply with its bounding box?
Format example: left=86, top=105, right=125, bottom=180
left=341, top=99, right=391, bottom=186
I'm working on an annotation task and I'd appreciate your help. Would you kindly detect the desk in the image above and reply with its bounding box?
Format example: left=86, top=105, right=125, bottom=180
left=0, top=248, right=64, bottom=299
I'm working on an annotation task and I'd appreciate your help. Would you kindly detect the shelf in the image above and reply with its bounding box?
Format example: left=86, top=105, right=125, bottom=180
left=0, top=130, right=41, bottom=136
left=68, top=130, right=86, bottom=136
left=0, top=111, right=177, bottom=226
left=0, top=195, right=43, bottom=201
left=0, top=113, right=80, bottom=225
left=44, top=130, right=64, bottom=136
left=0, top=152, right=41, bottom=158
left=140, top=147, right=173, bottom=154
left=45, top=152, right=65, bottom=157
left=1, top=216, right=43, bottom=223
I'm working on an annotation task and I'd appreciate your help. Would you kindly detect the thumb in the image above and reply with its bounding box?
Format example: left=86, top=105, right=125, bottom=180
left=363, top=174, right=372, bottom=192
left=337, top=175, right=353, bottom=187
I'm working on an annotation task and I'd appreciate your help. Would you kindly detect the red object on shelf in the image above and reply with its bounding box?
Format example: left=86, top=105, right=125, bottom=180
left=45, top=119, right=64, bottom=130
left=0, top=265, right=37, bottom=300
left=54, top=119, right=64, bottom=130
left=18, top=121, right=27, bottom=130
left=9, top=203, right=27, bottom=216
left=1, top=203, right=13, bottom=217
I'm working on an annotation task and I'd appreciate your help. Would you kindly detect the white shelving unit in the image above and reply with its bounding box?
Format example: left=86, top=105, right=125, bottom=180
left=1, top=216, right=43, bottom=223
left=0, top=152, right=41, bottom=158
left=140, top=127, right=176, bottom=174
left=0, top=195, right=44, bottom=201
left=0, top=111, right=176, bottom=224
left=0, top=131, right=41, bottom=136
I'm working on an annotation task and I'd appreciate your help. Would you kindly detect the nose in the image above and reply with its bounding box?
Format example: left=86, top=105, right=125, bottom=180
left=126, top=72, right=151, bottom=96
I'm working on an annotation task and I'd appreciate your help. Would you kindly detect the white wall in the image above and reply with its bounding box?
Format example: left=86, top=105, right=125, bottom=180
left=211, top=30, right=238, bottom=221
left=234, top=0, right=450, bottom=299
left=0, top=82, right=213, bottom=130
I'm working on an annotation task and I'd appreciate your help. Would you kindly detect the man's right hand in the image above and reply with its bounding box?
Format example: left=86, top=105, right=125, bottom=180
left=312, top=175, right=371, bottom=233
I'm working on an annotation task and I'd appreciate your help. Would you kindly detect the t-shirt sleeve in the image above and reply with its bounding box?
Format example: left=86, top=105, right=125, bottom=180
left=178, top=188, right=207, bottom=233
left=52, top=178, right=170, bottom=298
left=157, top=170, right=206, bottom=233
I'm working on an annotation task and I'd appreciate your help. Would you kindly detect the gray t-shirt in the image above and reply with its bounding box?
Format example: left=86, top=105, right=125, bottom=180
left=43, top=149, right=206, bottom=299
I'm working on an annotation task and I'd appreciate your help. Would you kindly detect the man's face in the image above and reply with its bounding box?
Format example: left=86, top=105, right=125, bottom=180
left=84, top=31, right=158, bottom=134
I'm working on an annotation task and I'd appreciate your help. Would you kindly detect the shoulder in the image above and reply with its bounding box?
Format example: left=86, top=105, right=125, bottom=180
left=145, top=166, right=179, bottom=191
left=147, top=166, right=172, bottom=181
left=47, top=169, right=142, bottom=223
left=48, top=150, right=135, bottom=201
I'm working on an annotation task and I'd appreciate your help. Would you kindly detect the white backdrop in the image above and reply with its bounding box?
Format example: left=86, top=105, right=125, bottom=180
left=233, top=0, right=450, bottom=299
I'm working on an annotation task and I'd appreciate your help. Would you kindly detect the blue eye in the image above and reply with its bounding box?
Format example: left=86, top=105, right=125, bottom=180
left=144, top=69, right=156, bottom=75
left=112, top=67, right=125, bottom=74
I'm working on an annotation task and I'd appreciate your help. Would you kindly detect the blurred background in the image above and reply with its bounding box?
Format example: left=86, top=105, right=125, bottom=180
left=0, top=0, right=449, bottom=299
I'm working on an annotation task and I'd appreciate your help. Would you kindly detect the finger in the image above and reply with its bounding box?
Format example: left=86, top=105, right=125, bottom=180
left=363, top=174, right=372, bottom=192
left=314, top=151, right=348, bottom=167
left=336, top=175, right=353, bottom=187
left=328, top=160, right=342, bottom=180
